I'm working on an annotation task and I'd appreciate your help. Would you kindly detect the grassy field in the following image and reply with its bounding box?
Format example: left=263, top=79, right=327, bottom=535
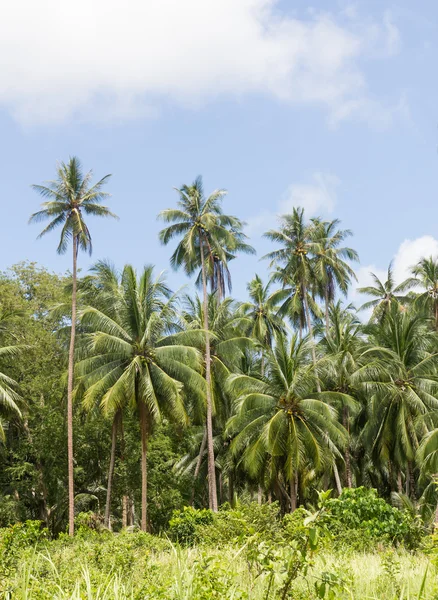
left=1, top=536, right=434, bottom=599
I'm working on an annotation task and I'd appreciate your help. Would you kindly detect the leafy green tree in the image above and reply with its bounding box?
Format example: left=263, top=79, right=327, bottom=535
left=227, top=331, right=347, bottom=511
left=158, top=176, right=253, bottom=511
left=77, top=265, right=204, bottom=530
left=29, top=157, right=117, bottom=536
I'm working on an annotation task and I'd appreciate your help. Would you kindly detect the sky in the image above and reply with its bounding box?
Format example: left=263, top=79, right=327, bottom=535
left=1, top=0, right=438, bottom=304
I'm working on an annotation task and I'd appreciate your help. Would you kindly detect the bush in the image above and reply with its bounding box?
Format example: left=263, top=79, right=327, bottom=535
left=321, top=487, right=423, bottom=549
left=169, top=506, right=214, bottom=545
left=0, top=520, right=49, bottom=576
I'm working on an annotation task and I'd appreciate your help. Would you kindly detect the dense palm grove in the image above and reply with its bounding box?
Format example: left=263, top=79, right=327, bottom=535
left=2, top=157, right=438, bottom=537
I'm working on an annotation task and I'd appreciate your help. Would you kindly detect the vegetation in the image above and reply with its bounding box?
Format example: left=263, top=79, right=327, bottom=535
left=2, top=165, right=438, bottom=595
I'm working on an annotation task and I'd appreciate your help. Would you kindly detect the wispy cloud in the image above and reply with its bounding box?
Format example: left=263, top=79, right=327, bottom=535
left=246, top=171, right=339, bottom=236
left=0, top=1, right=404, bottom=126
left=352, top=235, right=438, bottom=314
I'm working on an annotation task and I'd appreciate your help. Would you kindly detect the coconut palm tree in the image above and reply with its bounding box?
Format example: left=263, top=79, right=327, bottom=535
left=357, top=262, right=414, bottom=322
left=318, top=302, right=362, bottom=487
left=0, top=311, right=23, bottom=440
left=29, top=157, right=117, bottom=536
left=356, top=303, right=438, bottom=499
left=410, top=257, right=438, bottom=329
left=312, top=219, right=358, bottom=333
left=264, top=208, right=321, bottom=381
left=158, top=176, right=254, bottom=511
left=77, top=265, right=205, bottom=531
left=227, top=331, right=348, bottom=511
left=240, top=275, right=286, bottom=352
left=178, top=294, right=252, bottom=503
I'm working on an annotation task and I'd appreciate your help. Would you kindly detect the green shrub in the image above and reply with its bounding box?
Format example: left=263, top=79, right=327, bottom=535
left=169, top=506, right=214, bottom=545
left=321, top=487, right=422, bottom=549
left=0, top=520, right=48, bottom=576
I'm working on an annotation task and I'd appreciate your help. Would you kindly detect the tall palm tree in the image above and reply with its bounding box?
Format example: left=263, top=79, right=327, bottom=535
left=178, top=294, right=252, bottom=504
left=240, top=275, right=286, bottom=353
left=410, top=257, right=438, bottom=329
left=29, top=157, right=117, bottom=535
left=77, top=260, right=125, bottom=529
left=227, top=331, right=347, bottom=511
left=312, top=219, right=358, bottom=333
left=264, top=208, right=321, bottom=381
left=0, top=311, right=23, bottom=441
left=356, top=303, right=438, bottom=499
left=358, top=262, right=414, bottom=322
left=318, top=302, right=362, bottom=487
left=158, top=176, right=254, bottom=511
left=77, top=265, right=205, bottom=531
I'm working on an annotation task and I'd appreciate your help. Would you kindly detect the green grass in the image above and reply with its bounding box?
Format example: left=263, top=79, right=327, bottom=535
left=1, top=538, right=435, bottom=599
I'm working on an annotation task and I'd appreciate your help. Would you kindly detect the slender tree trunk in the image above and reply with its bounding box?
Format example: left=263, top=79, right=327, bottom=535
left=333, top=462, right=342, bottom=495
left=343, top=407, right=352, bottom=488
left=104, top=410, right=120, bottom=529
left=200, top=238, right=218, bottom=511
left=258, top=486, right=262, bottom=505
left=139, top=402, right=149, bottom=531
left=290, top=474, right=297, bottom=512
left=191, top=427, right=207, bottom=506
left=67, top=235, right=78, bottom=537
left=397, top=471, right=403, bottom=493
left=122, top=496, right=128, bottom=528
left=325, top=288, right=330, bottom=335
left=407, top=461, right=416, bottom=501
left=302, top=285, right=321, bottom=393
left=228, top=469, right=235, bottom=507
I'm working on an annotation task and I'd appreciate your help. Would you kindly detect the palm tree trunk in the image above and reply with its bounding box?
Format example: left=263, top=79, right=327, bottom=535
left=122, top=496, right=128, bottom=528
left=104, top=409, right=121, bottom=529
left=333, top=462, right=342, bottom=495
left=290, top=474, right=297, bottom=512
left=139, top=402, right=149, bottom=531
left=228, top=468, right=235, bottom=507
left=325, top=287, right=330, bottom=335
left=191, top=427, right=207, bottom=506
left=343, top=406, right=352, bottom=488
left=258, top=486, right=262, bottom=505
left=200, top=237, right=218, bottom=511
left=302, top=285, right=321, bottom=393
left=407, top=461, right=416, bottom=501
left=67, top=235, right=78, bottom=537
left=397, top=471, right=403, bottom=493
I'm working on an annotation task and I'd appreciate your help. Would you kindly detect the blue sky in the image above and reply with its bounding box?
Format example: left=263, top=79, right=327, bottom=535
left=1, top=0, right=438, bottom=302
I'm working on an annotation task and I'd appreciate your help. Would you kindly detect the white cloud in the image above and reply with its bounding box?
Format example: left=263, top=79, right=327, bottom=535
left=352, top=235, right=438, bottom=314
left=246, top=171, right=338, bottom=236
left=0, top=1, right=403, bottom=125
left=279, top=172, right=339, bottom=216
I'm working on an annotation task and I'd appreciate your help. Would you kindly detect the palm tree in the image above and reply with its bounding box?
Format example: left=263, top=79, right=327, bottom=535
left=77, top=265, right=205, bottom=531
left=410, top=257, right=438, bottom=329
left=264, top=208, right=321, bottom=382
left=356, top=303, right=438, bottom=499
left=358, top=262, right=414, bottom=322
left=312, top=219, right=358, bottom=333
left=158, top=176, right=253, bottom=511
left=178, top=294, right=252, bottom=504
left=77, top=260, right=125, bottom=529
left=318, top=302, right=362, bottom=487
left=29, top=157, right=117, bottom=535
left=227, top=331, right=348, bottom=511
left=0, top=311, right=23, bottom=440
left=240, top=275, right=286, bottom=353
